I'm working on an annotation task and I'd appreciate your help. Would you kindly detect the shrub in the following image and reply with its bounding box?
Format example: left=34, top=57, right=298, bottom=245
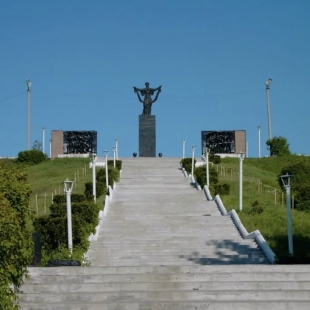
left=252, top=200, right=264, bottom=214
left=0, top=162, right=33, bottom=308
left=209, top=151, right=221, bottom=164
left=214, top=183, right=230, bottom=196
left=17, top=149, right=47, bottom=165
left=53, top=194, right=86, bottom=205
left=33, top=215, right=89, bottom=252
left=180, top=158, right=196, bottom=174
left=108, top=159, right=122, bottom=171
left=267, top=136, right=290, bottom=156
left=84, top=181, right=106, bottom=200
left=195, top=165, right=219, bottom=188
left=279, top=160, right=310, bottom=210
left=96, top=166, right=120, bottom=186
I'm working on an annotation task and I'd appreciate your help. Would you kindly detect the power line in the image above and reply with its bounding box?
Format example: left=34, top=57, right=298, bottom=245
left=0, top=91, right=26, bottom=104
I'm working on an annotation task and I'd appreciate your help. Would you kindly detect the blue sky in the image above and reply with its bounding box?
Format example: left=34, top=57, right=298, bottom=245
left=1, top=1, right=309, bottom=158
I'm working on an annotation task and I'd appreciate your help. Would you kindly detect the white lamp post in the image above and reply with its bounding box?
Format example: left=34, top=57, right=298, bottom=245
left=265, top=78, right=273, bottom=143
left=191, top=146, right=196, bottom=178
left=104, top=150, right=109, bottom=190
left=257, top=126, right=261, bottom=158
left=239, top=152, right=245, bottom=212
left=280, top=173, right=294, bottom=255
left=113, top=146, right=116, bottom=168
left=90, top=151, right=97, bottom=202
left=63, top=178, right=74, bottom=253
left=26, top=79, right=31, bottom=150
left=49, top=139, right=52, bottom=158
left=115, top=139, right=118, bottom=160
left=206, top=148, right=210, bottom=187
left=182, top=138, right=186, bottom=159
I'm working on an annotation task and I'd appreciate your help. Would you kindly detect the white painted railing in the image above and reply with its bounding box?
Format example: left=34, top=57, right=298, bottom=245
left=203, top=186, right=213, bottom=201
left=88, top=168, right=122, bottom=242
left=180, top=165, right=188, bottom=178
left=88, top=183, right=114, bottom=242
left=180, top=165, right=201, bottom=190
left=203, top=186, right=276, bottom=263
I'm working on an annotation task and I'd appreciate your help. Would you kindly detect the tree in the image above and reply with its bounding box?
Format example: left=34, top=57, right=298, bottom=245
left=32, top=140, right=42, bottom=151
left=279, top=159, right=310, bottom=210
left=17, top=150, right=47, bottom=165
left=266, top=136, right=290, bottom=156
left=0, top=162, right=33, bottom=308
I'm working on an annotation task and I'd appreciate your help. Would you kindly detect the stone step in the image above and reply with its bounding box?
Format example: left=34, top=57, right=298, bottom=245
left=18, top=301, right=310, bottom=310
left=88, top=242, right=260, bottom=249
left=27, top=265, right=310, bottom=275
left=20, top=280, right=310, bottom=294
left=88, top=260, right=269, bottom=266
left=88, top=244, right=261, bottom=250
left=17, top=290, right=310, bottom=303
left=91, top=235, right=247, bottom=240
left=88, top=253, right=267, bottom=259
left=88, top=259, right=269, bottom=266
left=87, top=252, right=264, bottom=258
left=100, top=217, right=233, bottom=221
left=24, top=271, right=310, bottom=284
left=93, top=234, right=244, bottom=238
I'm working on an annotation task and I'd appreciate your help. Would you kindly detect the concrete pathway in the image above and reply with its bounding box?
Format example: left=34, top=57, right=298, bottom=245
left=87, top=157, right=267, bottom=265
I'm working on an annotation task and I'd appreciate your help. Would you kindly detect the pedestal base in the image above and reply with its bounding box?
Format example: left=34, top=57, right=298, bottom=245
left=139, top=115, right=156, bottom=157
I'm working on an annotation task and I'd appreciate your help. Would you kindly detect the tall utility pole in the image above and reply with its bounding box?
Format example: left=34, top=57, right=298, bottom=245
left=42, top=127, right=45, bottom=154
left=257, top=126, right=261, bottom=158
left=26, top=79, right=31, bottom=150
left=265, top=78, right=272, bottom=141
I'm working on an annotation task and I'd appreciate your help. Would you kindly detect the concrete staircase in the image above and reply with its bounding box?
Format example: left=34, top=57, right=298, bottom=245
left=18, top=158, right=310, bottom=309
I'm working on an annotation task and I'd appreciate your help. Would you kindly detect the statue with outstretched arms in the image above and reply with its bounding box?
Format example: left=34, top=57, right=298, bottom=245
left=133, top=82, right=162, bottom=115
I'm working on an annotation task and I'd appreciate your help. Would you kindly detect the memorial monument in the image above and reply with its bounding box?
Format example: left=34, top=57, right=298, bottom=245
left=133, top=82, right=162, bottom=157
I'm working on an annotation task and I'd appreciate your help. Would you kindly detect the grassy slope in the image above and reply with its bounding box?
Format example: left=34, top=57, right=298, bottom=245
left=27, top=158, right=104, bottom=216
left=217, top=156, right=310, bottom=261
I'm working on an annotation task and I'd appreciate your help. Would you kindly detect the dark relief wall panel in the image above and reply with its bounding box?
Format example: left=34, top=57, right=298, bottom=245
left=63, top=131, right=97, bottom=154
left=201, top=131, right=235, bottom=154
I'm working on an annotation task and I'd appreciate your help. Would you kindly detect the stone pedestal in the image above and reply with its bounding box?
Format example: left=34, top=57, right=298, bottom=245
left=139, top=115, right=156, bottom=157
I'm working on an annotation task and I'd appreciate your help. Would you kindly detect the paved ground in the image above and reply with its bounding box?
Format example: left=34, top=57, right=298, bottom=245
left=87, top=157, right=268, bottom=265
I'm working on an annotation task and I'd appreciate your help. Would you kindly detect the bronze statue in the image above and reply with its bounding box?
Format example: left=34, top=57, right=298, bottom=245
left=133, top=82, right=162, bottom=115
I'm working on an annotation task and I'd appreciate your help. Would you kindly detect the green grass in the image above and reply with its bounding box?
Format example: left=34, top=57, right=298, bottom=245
left=213, top=156, right=310, bottom=262
left=27, top=158, right=105, bottom=216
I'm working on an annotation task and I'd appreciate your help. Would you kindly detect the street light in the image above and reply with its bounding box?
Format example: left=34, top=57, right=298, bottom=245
left=265, top=78, right=272, bottom=143
left=26, top=79, right=31, bottom=150
left=257, top=126, right=261, bottom=158
left=239, top=152, right=245, bottom=212
left=206, top=148, right=210, bottom=187
left=63, top=178, right=74, bottom=252
left=113, top=146, right=116, bottom=168
left=115, top=139, right=118, bottom=160
left=182, top=138, right=186, bottom=159
left=280, top=173, right=294, bottom=255
left=89, top=151, right=97, bottom=202
left=191, top=146, right=196, bottom=178
left=103, top=150, right=109, bottom=191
